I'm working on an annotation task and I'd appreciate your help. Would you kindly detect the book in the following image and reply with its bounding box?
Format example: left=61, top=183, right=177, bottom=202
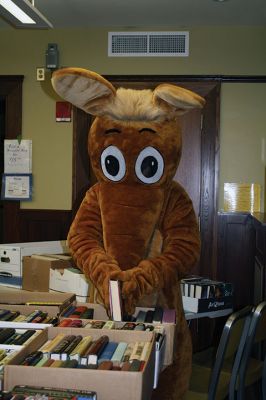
left=61, top=359, right=79, bottom=368
left=152, top=306, right=164, bottom=323
left=181, top=275, right=204, bottom=296
left=194, top=282, right=211, bottom=299
left=61, top=335, right=83, bottom=361
left=129, top=341, right=145, bottom=361
left=102, top=320, right=115, bottom=329
left=79, top=308, right=94, bottom=319
left=135, top=310, right=146, bottom=322
left=181, top=276, right=233, bottom=300
left=97, top=360, right=113, bottom=370
left=110, top=341, right=127, bottom=366
left=81, top=335, right=109, bottom=366
left=69, top=335, right=93, bottom=361
left=144, top=310, right=154, bottom=323
left=140, top=341, right=152, bottom=362
left=50, top=335, right=76, bottom=360
left=121, top=342, right=135, bottom=362
left=109, top=280, right=123, bottom=322
left=162, top=309, right=176, bottom=324
left=68, top=306, right=88, bottom=319
left=41, top=333, right=67, bottom=356
left=98, top=341, right=118, bottom=364
left=129, top=359, right=142, bottom=371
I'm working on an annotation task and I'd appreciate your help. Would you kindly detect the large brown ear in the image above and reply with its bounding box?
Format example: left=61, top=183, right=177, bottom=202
left=51, top=67, right=116, bottom=115
left=153, top=83, right=205, bottom=115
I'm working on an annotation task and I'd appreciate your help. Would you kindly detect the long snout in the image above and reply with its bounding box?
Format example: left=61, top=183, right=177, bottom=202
left=99, top=182, right=164, bottom=270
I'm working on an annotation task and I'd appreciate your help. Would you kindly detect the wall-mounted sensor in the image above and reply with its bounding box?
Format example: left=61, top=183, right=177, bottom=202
left=45, top=43, right=59, bottom=70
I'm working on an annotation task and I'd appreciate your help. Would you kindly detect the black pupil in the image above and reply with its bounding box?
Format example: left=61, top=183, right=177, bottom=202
left=105, top=155, right=119, bottom=176
left=141, top=156, right=158, bottom=178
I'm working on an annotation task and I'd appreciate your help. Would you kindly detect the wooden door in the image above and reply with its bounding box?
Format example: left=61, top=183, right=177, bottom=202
left=72, top=77, right=221, bottom=279
left=174, top=109, right=202, bottom=219
left=0, top=76, right=23, bottom=243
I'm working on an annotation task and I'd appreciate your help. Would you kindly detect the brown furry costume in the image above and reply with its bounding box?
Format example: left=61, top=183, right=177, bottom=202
left=52, top=68, right=205, bottom=400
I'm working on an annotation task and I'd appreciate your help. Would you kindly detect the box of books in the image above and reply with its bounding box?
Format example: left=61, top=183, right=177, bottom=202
left=182, top=296, right=234, bottom=313
left=4, top=326, right=156, bottom=400
left=181, top=276, right=233, bottom=313
left=59, top=302, right=176, bottom=368
left=181, top=276, right=233, bottom=299
left=0, top=287, right=75, bottom=316
left=0, top=326, right=44, bottom=391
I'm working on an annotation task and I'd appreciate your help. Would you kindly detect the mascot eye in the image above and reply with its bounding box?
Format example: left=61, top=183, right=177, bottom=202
left=101, top=145, right=126, bottom=182
left=135, top=146, right=164, bottom=184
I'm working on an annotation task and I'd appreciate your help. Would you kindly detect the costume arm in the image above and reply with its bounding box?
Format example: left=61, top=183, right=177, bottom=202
left=121, top=183, right=200, bottom=314
left=67, top=184, right=121, bottom=309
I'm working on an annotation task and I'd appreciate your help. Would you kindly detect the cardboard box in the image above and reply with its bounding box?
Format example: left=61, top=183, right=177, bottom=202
left=22, top=254, right=73, bottom=292
left=49, top=267, right=90, bottom=302
left=0, top=287, right=75, bottom=315
left=60, top=302, right=175, bottom=367
left=4, top=327, right=156, bottom=400
left=0, top=241, right=68, bottom=288
left=182, top=295, right=233, bottom=313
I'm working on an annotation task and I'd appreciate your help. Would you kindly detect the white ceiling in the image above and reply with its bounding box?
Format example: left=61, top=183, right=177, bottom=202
left=0, top=0, right=266, bottom=29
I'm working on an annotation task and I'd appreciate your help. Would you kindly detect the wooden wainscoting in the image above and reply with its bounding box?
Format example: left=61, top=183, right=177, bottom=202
left=16, top=209, right=72, bottom=243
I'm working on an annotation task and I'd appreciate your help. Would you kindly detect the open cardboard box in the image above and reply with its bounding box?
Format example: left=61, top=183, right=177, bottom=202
left=4, top=326, right=156, bottom=400
left=0, top=241, right=68, bottom=289
left=60, top=302, right=176, bottom=367
left=22, top=254, right=73, bottom=292
left=0, top=287, right=75, bottom=316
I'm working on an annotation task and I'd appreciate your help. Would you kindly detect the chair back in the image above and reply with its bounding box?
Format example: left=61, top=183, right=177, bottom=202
left=208, top=305, right=253, bottom=400
left=236, top=301, right=266, bottom=400
left=262, top=353, right=266, bottom=400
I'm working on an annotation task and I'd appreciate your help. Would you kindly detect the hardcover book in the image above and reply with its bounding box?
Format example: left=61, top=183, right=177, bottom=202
left=109, top=280, right=123, bottom=322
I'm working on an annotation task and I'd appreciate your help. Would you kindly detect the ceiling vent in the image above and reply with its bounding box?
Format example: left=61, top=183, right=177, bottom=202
left=108, top=31, right=189, bottom=57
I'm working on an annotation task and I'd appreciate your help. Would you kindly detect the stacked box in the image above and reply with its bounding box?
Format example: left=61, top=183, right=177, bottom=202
left=0, top=287, right=75, bottom=316
left=0, top=241, right=68, bottom=288
left=4, top=327, right=155, bottom=400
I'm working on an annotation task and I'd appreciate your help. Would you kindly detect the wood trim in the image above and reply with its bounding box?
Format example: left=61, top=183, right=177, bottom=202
left=18, top=209, right=72, bottom=242
left=1, top=76, right=24, bottom=243
left=200, top=84, right=221, bottom=277
left=104, top=75, right=266, bottom=83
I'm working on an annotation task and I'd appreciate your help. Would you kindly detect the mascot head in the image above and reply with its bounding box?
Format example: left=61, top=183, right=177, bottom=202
left=52, top=68, right=205, bottom=191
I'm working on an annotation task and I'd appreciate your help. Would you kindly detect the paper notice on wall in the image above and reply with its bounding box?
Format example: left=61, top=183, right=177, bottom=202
left=1, top=174, right=33, bottom=200
left=4, top=139, right=32, bottom=174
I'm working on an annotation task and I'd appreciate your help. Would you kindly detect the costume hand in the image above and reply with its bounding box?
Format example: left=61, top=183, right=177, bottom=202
left=116, top=261, right=161, bottom=315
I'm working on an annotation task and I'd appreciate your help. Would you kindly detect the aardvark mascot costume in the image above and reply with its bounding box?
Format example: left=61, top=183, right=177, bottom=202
left=52, top=67, right=205, bottom=399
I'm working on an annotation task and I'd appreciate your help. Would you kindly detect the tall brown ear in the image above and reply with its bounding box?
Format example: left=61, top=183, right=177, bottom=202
left=153, top=83, right=205, bottom=115
left=51, top=67, right=116, bottom=115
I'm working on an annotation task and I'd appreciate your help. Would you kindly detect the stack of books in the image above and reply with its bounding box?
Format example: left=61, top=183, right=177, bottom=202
left=181, top=275, right=233, bottom=313
left=109, top=280, right=176, bottom=324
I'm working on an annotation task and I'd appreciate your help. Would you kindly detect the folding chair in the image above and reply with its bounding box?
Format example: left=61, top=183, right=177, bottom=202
left=184, top=305, right=253, bottom=400
left=236, top=301, right=266, bottom=400
left=262, top=352, right=266, bottom=400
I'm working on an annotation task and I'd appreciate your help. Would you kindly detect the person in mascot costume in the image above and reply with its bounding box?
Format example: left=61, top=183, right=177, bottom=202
left=52, top=67, right=205, bottom=400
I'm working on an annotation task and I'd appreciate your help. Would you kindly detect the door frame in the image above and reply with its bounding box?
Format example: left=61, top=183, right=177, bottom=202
left=0, top=76, right=23, bottom=243
left=72, top=76, right=221, bottom=277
